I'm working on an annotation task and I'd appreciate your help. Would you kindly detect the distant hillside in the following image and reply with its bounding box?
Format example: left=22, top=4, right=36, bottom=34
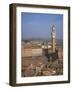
left=22, top=38, right=63, bottom=48
left=22, top=38, right=51, bottom=41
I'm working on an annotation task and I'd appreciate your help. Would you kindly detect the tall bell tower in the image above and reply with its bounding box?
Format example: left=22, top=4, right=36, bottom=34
left=51, top=25, right=56, bottom=53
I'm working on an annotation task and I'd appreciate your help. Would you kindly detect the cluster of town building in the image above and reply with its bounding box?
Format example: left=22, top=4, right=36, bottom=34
left=21, top=25, right=64, bottom=77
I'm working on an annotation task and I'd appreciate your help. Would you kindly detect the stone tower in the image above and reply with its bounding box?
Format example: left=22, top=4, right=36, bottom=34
left=51, top=25, right=56, bottom=53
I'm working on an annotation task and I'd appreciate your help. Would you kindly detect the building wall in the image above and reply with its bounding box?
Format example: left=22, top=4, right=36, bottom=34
left=23, top=48, right=32, bottom=57
left=32, top=48, right=42, bottom=56
left=22, top=47, right=42, bottom=57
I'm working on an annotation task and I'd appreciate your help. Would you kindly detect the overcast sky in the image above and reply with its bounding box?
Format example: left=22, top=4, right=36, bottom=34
left=21, top=12, right=63, bottom=40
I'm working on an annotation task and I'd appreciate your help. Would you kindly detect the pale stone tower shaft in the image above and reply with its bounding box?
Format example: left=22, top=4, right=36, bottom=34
left=51, top=25, right=56, bottom=53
